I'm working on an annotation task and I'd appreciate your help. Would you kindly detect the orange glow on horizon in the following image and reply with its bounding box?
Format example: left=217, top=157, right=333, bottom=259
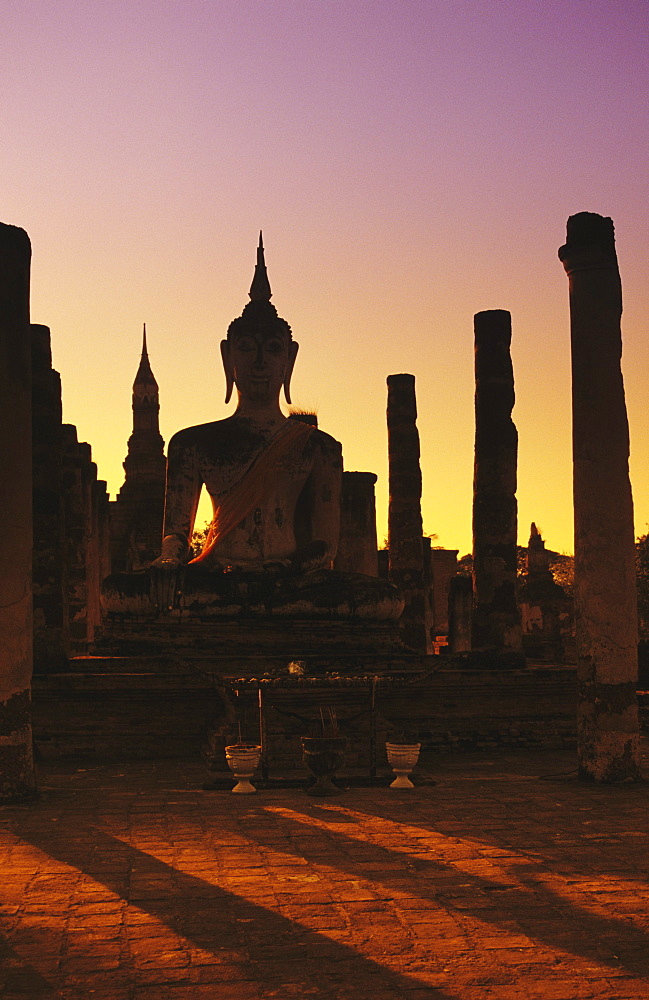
left=3, top=2, right=647, bottom=558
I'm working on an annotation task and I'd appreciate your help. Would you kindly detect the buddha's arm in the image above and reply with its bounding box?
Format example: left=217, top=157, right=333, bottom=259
left=296, top=434, right=343, bottom=572
left=156, top=431, right=202, bottom=563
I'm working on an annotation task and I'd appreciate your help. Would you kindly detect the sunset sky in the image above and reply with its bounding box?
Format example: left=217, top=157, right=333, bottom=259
left=3, top=0, right=648, bottom=556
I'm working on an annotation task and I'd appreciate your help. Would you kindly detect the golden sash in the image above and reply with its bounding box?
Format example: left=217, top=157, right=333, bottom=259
left=189, top=419, right=315, bottom=565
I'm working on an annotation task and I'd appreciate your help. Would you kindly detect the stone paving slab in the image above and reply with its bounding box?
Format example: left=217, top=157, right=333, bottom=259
left=0, top=746, right=648, bottom=999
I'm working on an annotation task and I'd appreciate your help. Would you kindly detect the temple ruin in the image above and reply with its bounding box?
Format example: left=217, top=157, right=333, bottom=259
left=0, top=218, right=644, bottom=800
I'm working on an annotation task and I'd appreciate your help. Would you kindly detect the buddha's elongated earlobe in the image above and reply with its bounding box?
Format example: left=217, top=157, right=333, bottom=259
left=221, top=340, right=235, bottom=404
left=283, top=340, right=299, bottom=404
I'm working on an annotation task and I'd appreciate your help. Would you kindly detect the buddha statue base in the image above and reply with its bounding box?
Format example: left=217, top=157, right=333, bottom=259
left=102, top=566, right=404, bottom=621
left=99, top=566, right=408, bottom=661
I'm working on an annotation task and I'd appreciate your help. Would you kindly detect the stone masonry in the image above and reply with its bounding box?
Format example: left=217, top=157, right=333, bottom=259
left=31, top=324, right=69, bottom=671
left=61, top=427, right=111, bottom=653
left=0, top=222, right=36, bottom=801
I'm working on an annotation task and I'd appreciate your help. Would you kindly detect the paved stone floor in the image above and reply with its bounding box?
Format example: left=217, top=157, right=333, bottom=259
left=1, top=746, right=648, bottom=1000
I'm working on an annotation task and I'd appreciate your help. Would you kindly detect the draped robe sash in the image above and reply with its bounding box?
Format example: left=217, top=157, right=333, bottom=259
left=189, top=418, right=315, bottom=565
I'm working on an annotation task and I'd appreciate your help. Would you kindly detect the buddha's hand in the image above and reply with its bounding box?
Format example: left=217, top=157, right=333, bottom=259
left=149, top=536, right=188, bottom=612
left=292, top=540, right=330, bottom=574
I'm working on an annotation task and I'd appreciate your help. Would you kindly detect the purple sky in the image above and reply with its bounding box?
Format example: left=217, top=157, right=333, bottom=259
left=2, top=0, right=648, bottom=553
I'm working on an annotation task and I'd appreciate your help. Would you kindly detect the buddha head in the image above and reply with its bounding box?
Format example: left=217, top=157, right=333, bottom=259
left=221, top=235, right=299, bottom=406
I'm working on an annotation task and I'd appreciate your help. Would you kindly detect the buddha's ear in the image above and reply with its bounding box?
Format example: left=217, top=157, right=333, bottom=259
left=221, top=340, right=234, bottom=404
left=283, top=340, right=299, bottom=405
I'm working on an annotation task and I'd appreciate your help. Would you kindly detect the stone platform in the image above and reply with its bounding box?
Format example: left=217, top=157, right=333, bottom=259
left=92, top=616, right=410, bottom=660
left=32, top=653, right=579, bottom=767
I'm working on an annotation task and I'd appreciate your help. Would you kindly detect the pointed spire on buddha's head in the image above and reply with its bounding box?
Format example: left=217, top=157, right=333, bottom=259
left=222, top=234, right=298, bottom=405
left=249, top=230, right=272, bottom=302
left=227, top=233, right=292, bottom=343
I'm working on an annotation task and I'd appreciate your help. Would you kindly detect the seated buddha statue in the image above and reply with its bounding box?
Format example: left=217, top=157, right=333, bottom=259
left=101, top=235, right=403, bottom=622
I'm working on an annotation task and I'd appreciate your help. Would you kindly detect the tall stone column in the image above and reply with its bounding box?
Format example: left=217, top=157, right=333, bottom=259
left=0, top=223, right=36, bottom=800
left=472, top=310, right=523, bottom=665
left=559, top=212, right=640, bottom=782
left=334, top=472, right=379, bottom=576
left=32, top=324, right=69, bottom=671
left=387, top=374, right=430, bottom=653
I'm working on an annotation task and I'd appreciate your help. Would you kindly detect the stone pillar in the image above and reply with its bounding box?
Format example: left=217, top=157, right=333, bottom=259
left=31, top=324, right=69, bottom=671
left=471, top=310, right=523, bottom=665
left=334, top=472, right=379, bottom=576
left=559, top=212, right=640, bottom=782
left=387, top=374, right=430, bottom=653
left=448, top=575, right=472, bottom=654
left=62, top=426, right=90, bottom=652
left=422, top=537, right=435, bottom=648
left=86, top=466, right=103, bottom=643
left=430, top=548, right=459, bottom=635
left=0, top=223, right=36, bottom=800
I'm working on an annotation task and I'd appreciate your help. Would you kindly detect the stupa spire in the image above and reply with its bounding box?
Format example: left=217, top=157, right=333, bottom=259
left=113, top=323, right=166, bottom=572
left=249, top=231, right=272, bottom=302
left=134, top=323, right=156, bottom=388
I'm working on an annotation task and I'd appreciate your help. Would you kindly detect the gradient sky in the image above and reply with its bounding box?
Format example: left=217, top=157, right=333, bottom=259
left=2, top=0, right=648, bottom=556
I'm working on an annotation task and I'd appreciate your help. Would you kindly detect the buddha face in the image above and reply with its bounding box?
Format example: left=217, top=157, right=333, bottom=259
left=221, top=329, right=299, bottom=406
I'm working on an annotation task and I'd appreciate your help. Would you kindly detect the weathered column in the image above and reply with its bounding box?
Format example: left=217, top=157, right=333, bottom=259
left=559, top=212, right=640, bottom=782
left=448, top=575, right=472, bottom=654
left=422, top=537, right=435, bottom=647
left=0, top=223, right=36, bottom=800
left=472, top=310, right=523, bottom=665
left=334, top=472, right=379, bottom=576
left=31, top=324, right=69, bottom=671
left=430, top=548, right=459, bottom=635
left=387, top=374, right=430, bottom=653
left=62, top=425, right=89, bottom=653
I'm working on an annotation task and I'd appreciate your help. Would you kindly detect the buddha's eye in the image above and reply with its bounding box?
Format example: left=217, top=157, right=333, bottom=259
left=236, top=338, right=254, bottom=352
left=265, top=339, right=283, bottom=354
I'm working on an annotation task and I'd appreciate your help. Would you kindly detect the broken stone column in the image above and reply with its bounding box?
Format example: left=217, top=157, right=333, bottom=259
left=472, top=310, right=523, bottom=666
left=0, top=223, right=36, bottom=800
left=334, top=472, right=379, bottom=576
left=31, top=324, right=69, bottom=671
left=62, top=427, right=93, bottom=652
left=422, top=537, right=435, bottom=648
left=559, top=212, right=640, bottom=782
left=448, top=575, right=472, bottom=654
left=387, top=374, right=430, bottom=653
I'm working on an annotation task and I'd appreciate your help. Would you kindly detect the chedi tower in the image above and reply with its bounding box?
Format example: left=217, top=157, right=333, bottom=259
left=110, top=326, right=166, bottom=572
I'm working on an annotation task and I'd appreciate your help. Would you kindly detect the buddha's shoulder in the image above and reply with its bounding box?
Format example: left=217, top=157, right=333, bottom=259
left=168, top=419, right=236, bottom=452
left=307, top=426, right=342, bottom=459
